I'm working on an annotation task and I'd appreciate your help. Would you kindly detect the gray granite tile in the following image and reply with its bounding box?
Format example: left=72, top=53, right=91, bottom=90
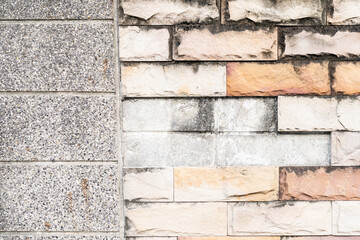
left=0, top=23, right=115, bottom=92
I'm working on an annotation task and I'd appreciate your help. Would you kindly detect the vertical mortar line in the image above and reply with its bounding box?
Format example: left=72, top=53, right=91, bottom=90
left=113, top=0, right=124, bottom=238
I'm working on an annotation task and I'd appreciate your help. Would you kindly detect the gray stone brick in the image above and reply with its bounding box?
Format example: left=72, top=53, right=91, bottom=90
left=0, top=1, right=113, bottom=19
left=0, top=23, right=115, bottom=92
left=0, top=95, right=117, bottom=161
left=0, top=164, right=119, bottom=231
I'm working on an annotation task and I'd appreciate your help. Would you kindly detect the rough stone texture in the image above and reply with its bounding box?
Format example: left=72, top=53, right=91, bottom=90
left=332, top=62, right=360, bottom=95
left=123, top=133, right=215, bottom=167
left=328, top=0, right=360, bottom=25
left=174, top=167, right=279, bottom=201
left=223, top=0, right=324, bottom=24
left=333, top=201, right=360, bottom=235
left=119, top=27, right=170, bottom=61
left=284, top=237, right=360, bottom=240
left=123, top=99, right=215, bottom=132
left=332, top=132, right=360, bottom=166
left=123, top=98, right=276, bottom=132
left=128, top=238, right=176, bottom=240
left=0, top=164, right=119, bottom=231
left=125, top=202, right=227, bottom=236
left=217, top=133, right=330, bottom=166
left=228, top=201, right=332, bottom=235
left=180, top=238, right=280, bottom=240
left=121, top=63, right=226, bottom=97
left=226, top=62, right=330, bottom=96
left=281, top=29, right=360, bottom=58
left=120, top=0, right=219, bottom=25
left=173, top=26, right=277, bottom=61
left=0, top=0, right=113, bottom=19
left=280, top=167, right=360, bottom=200
left=0, top=237, right=120, bottom=240
left=214, top=98, right=276, bottom=132
left=0, top=23, right=115, bottom=92
left=124, top=168, right=173, bottom=202
left=0, top=95, right=116, bottom=161
left=278, top=96, right=360, bottom=131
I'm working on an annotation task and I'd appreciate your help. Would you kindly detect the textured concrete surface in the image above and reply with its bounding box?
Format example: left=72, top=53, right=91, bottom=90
left=0, top=23, right=115, bottom=92
left=0, top=95, right=116, bottom=161
left=0, top=164, right=119, bottom=231
left=0, top=0, right=113, bottom=19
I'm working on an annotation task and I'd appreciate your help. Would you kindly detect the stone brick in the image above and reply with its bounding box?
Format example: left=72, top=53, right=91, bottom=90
left=174, top=167, right=279, bottom=201
left=124, top=168, right=173, bottom=202
left=284, top=237, right=360, bottom=240
left=281, top=29, right=360, bottom=58
left=123, top=133, right=215, bottom=167
left=0, top=237, right=120, bottom=240
left=278, top=96, right=360, bottom=131
left=0, top=0, right=113, bottom=19
left=121, top=63, right=226, bottom=97
left=226, top=62, right=330, bottom=96
left=125, top=202, right=227, bottom=236
left=128, top=238, right=176, bottom=240
left=120, top=0, right=219, bottom=25
left=328, top=0, right=360, bottom=25
left=214, top=98, right=277, bottom=132
left=173, top=26, right=277, bottom=61
left=332, top=132, right=360, bottom=166
left=0, top=164, right=119, bottom=231
left=332, top=62, right=360, bottom=95
left=223, top=0, right=324, bottom=24
left=333, top=201, right=360, bottom=235
left=0, top=23, right=114, bottom=92
left=179, top=238, right=279, bottom=240
left=0, top=95, right=116, bottom=161
left=119, top=26, right=170, bottom=61
left=280, top=167, right=360, bottom=200
left=228, top=201, right=331, bottom=235
left=217, top=133, right=330, bottom=166
left=123, top=99, right=215, bottom=132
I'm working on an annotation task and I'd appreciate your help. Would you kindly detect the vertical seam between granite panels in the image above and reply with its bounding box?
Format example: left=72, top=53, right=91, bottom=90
left=113, top=0, right=124, bottom=238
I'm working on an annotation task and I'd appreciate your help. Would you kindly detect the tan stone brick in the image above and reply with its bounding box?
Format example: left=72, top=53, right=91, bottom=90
left=125, top=202, right=227, bottom=236
left=173, top=26, right=277, bottom=61
left=174, top=167, right=279, bottom=201
left=180, top=237, right=280, bottom=240
left=333, top=62, right=360, bottom=95
left=227, top=62, right=330, bottom=96
left=280, top=167, right=360, bottom=200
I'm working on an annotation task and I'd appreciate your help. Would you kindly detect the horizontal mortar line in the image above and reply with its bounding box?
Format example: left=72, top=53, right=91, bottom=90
left=0, top=231, right=120, bottom=235
left=0, top=19, right=114, bottom=24
left=0, top=161, right=119, bottom=165
left=0, top=91, right=116, bottom=96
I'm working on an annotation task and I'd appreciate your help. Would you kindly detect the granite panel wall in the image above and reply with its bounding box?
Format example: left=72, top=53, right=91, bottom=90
left=1, top=0, right=360, bottom=240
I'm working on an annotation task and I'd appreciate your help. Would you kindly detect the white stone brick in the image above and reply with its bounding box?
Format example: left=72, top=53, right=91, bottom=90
left=332, top=132, right=360, bottom=166
left=328, top=0, right=360, bottom=25
left=333, top=201, right=360, bottom=235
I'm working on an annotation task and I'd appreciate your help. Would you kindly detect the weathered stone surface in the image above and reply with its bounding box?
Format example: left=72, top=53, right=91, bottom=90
left=281, top=29, right=360, bottom=58
left=121, top=63, right=226, bottom=97
left=0, top=0, right=113, bottom=19
left=214, top=98, right=276, bottom=132
left=332, top=132, right=360, bottom=166
left=119, top=27, right=170, bottom=61
left=179, top=238, right=280, bottom=240
left=280, top=167, right=360, bottom=200
left=0, top=236, right=120, bottom=240
left=0, top=95, right=116, bottom=161
left=124, top=168, right=173, bottom=202
left=174, top=167, right=279, bottom=201
left=226, top=62, right=330, bottom=96
left=228, top=201, right=331, bottom=235
left=123, top=133, right=215, bottom=167
left=173, top=26, right=277, bottom=61
left=328, top=0, right=360, bottom=25
left=0, top=23, right=114, bottom=92
left=333, top=201, right=360, bottom=235
left=125, top=202, right=227, bottom=236
left=224, top=0, right=324, bottom=24
left=333, top=62, right=360, bottom=95
left=278, top=96, right=360, bottom=131
left=128, top=238, right=176, bottom=240
left=120, top=0, right=219, bottom=25
left=284, top=237, right=360, bottom=240
left=217, top=133, right=330, bottom=166
left=0, top=164, right=119, bottom=231
left=123, top=99, right=215, bottom=132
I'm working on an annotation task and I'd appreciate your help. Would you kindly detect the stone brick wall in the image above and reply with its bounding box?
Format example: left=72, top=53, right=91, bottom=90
left=1, top=0, right=360, bottom=240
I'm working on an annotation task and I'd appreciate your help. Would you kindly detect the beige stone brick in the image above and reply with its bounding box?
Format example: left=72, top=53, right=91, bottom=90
left=328, top=0, right=360, bottom=25
left=333, top=62, right=360, bottom=95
